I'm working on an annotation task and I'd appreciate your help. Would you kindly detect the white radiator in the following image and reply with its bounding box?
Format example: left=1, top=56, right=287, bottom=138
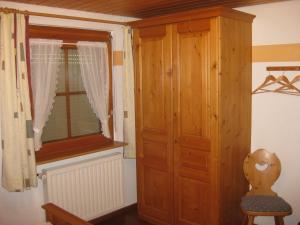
left=42, top=153, right=124, bottom=220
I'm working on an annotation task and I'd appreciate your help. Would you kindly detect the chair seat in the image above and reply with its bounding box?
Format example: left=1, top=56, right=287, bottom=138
left=241, top=195, right=292, bottom=213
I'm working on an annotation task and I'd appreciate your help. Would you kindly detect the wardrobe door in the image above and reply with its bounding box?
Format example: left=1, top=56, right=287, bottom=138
left=173, top=19, right=212, bottom=225
left=134, top=25, right=173, bottom=225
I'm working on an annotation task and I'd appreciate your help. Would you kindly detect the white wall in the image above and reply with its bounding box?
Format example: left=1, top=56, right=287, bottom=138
left=0, top=1, right=137, bottom=225
left=1, top=1, right=300, bottom=225
left=238, top=1, right=300, bottom=224
left=238, top=0, right=300, bottom=46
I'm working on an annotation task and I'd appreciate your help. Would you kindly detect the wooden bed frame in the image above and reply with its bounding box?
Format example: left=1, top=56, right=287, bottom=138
left=42, top=203, right=92, bottom=225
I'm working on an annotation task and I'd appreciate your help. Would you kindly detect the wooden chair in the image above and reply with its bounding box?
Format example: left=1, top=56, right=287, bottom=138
left=42, top=203, right=92, bottom=225
left=241, top=149, right=292, bottom=225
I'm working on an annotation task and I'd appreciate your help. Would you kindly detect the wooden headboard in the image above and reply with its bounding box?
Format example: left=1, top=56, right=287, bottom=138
left=42, top=203, right=92, bottom=225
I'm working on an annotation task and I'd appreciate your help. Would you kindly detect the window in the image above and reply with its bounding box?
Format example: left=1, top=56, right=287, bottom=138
left=41, top=48, right=101, bottom=142
left=28, top=25, right=119, bottom=164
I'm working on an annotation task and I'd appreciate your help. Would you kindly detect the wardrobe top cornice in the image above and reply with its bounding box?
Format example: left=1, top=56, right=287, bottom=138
left=129, top=6, right=255, bottom=28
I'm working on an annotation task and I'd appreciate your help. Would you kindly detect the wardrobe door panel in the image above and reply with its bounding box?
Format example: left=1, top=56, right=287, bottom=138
left=141, top=38, right=166, bottom=131
left=141, top=165, right=170, bottom=220
left=134, top=25, right=173, bottom=225
left=179, top=177, right=210, bottom=225
left=173, top=20, right=211, bottom=225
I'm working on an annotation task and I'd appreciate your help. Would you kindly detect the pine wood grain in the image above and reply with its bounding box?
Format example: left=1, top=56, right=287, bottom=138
left=244, top=149, right=281, bottom=196
left=133, top=6, right=253, bottom=225
left=134, top=24, right=174, bottom=225
left=217, top=16, right=253, bottom=225
left=173, top=19, right=211, bottom=225
left=4, top=0, right=283, bottom=18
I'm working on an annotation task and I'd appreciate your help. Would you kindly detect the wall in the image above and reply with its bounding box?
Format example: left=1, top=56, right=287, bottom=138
left=0, top=1, right=137, bottom=225
left=1, top=1, right=300, bottom=225
left=238, top=1, right=300, bottom=224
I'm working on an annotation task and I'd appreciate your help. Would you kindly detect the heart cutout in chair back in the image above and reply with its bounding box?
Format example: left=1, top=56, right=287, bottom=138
left=255, top=163, right=268, bottom=171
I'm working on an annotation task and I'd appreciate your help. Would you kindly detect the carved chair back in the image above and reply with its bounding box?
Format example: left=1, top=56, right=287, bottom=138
left=243, top=149, right=281, bottom=196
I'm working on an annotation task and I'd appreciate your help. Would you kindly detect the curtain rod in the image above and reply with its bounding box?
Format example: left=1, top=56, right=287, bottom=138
left=0, top=7, right=128, bottom=26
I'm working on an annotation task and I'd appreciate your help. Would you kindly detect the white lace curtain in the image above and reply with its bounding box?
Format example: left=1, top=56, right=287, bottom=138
left=30, top=39, right=62, bottom=150
left=77, top=42, right=110, bottom=138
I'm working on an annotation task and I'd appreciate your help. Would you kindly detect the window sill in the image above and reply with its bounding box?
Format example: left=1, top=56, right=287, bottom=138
left=36, top=135, right=126, bottom=165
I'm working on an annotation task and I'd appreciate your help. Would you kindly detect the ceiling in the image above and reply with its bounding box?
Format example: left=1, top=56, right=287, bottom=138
left=3, top=0, right=286, bottom=18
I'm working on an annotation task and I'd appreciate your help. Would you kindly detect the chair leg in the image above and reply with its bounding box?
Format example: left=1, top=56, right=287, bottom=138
left=275, top=216, right=285, bottom=225
left=242, top=215, right=248, bottom=225
left=247, top=216, right=255, bottom=225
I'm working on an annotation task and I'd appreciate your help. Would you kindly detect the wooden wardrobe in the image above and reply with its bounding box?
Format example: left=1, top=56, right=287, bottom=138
left=130, top=7, right=254, bottom=225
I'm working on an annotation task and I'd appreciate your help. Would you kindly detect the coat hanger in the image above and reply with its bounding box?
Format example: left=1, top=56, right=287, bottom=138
left=252, top=75, right=288, bottom=94
left=274, top=75, right=300, bottom=95
left=289, top=75, right=300, bottom=85
left=252, top=66, right=300, bottom=96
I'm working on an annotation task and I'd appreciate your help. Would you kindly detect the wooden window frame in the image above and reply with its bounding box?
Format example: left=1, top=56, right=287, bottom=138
left=45, top=47, right=100, bottom=142
left=29, top=25, right=118, bottom=164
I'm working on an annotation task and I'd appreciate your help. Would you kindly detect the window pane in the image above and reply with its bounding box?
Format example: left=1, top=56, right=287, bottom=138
left=56, top=50, right=65, bottom=93
left=42, top=96, right=68, bottom=142
left=70, top=95, right=100, bottom=137
left=68, top=49, right=85, bottom=92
